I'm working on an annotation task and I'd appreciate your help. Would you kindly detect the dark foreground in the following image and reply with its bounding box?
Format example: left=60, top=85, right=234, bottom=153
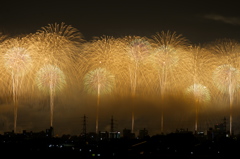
left=1, top=132, right=239, bottom=158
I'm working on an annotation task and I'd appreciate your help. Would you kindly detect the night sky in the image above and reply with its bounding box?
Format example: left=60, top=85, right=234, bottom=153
left=1, top=0, right=240, bottom=136
left=1, top=0, right=240, bottom=43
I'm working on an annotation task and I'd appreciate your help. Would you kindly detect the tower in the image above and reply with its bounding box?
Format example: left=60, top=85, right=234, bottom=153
left=110, top=115, right=114, bottom=132
left=223, top=116, right=227, bottom=132
left=82, top=114, right=87, bottom=136
left=109, top=115, right=120, bottom=139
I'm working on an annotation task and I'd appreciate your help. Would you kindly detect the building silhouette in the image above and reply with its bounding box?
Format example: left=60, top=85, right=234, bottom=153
left=207, top=117, right=228, bottom=140
left=123, top=128, right=135, bottom=139
left=138, top=128, right=149, bottom=139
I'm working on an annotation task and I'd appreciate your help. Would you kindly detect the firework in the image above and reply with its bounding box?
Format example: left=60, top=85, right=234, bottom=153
left=210, top=39, right=240, bottom=136
left=36, top=64, right=66, bottom=127
left=36, top=64, right=66, bottom=92
left=149, top=31, right=189, bottom=133
left=0, top=36, right=34, bottom=133
left=78, top=35, right=124, bottom=76
left=37, top=22, right=85, bottom=43
left=213, top=64, right=240, bottom=135
left=4, top=47, right=32, bottom=133
left=84, top=67, right=115, bottom=95
left=32, top=22, right=84, bottom=68
left=84, top=67, right=115, bottom=133
left=128, top=38, right=152, bottom=63
left=179, top=45, right=216, bottom=132
left=185, top=83, right=211, bottom=132
left=121, top=36, right=152, bottom=133
left=4, top=47, right=32, bottom=76
left=183, top=49, right=215, bottom=132
left=186, top=84, right=211, bottom=103
left=28, top=25, right=80, bottom=87
left=213, top=65, right=240, bottom=93
left=25, top=25, right=83, bottom=130
left=0, top=32, right=8, bottom=43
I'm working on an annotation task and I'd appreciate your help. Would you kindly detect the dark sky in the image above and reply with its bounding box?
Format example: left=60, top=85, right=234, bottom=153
left=1, top=0, right=240, bottom=136
left=1, top=0, right=240, bottom=44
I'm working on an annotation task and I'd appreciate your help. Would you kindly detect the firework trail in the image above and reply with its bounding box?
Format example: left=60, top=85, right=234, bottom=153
left=185, top=83, right=211, bottom=132
left=0, top=36, right=34, bottom=133
left=213, top=64, right=240, bottom=135
left=76, top=35, right=129, bottom=133
left=35, top=64, right=66, bottom=127
left=29, top=23, right=82, bottom=94
left=28, top=23, right=82, bottom=128
left=149, top=31, right=189, bottom=133
left=34, top=22, right=84, bottom=67
left=0, top=32, right=8, bottom=43
left=120, top=36, right=152, bottom=133
left=84, top=67, right=115, bottom=134
left=37, top=22, right=85, bottom=43
left=77, top=35, right=123, bottom=83
left=210, top=38, right=240, bottom=136
left=180, top=45, right=216, bottom=132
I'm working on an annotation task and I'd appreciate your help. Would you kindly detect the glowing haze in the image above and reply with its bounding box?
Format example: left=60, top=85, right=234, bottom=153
left=0, top=23, right=240, bottom=136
